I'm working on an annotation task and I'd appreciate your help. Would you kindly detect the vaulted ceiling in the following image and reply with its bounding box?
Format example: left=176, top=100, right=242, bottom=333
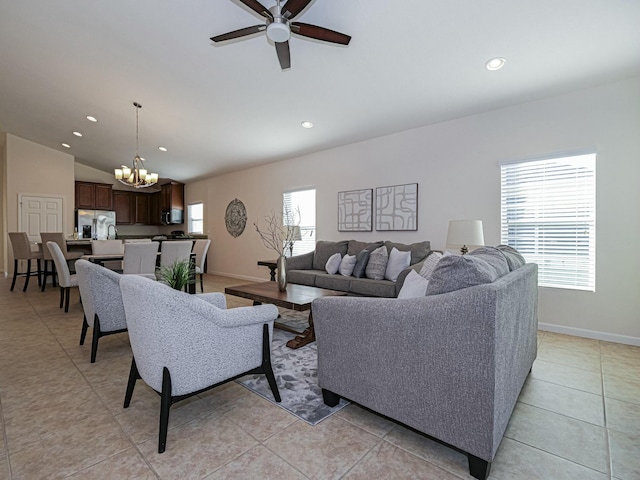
left=1, top=0, right=639, bottom=183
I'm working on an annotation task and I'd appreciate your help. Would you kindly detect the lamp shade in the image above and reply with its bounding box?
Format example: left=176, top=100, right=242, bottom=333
left=446, top=220, right=485, bottom=253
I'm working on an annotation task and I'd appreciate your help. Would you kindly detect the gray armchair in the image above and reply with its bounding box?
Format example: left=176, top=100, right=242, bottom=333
left=119, top=275, right=281, bottom=453
left=75, top=259, right=128, bottom=363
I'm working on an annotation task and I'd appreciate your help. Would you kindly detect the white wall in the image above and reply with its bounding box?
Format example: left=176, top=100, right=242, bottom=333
left=3, top=135, right=76, bottom=273
left=186, top=76, right=640, bottom=343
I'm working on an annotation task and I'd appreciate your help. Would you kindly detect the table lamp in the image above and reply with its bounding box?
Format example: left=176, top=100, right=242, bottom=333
left=447, top=220, right=485, bottom=254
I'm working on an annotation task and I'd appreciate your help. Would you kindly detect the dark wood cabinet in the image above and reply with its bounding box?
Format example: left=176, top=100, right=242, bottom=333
left=149, top=192, right=161, bottom=225
left=134, top=193, right=150, bottom=224
left=161, top=182, right=184, bottom=211
left=75, top=181, right=113, bottom=210
left=113, top=191, right=134, bottom=225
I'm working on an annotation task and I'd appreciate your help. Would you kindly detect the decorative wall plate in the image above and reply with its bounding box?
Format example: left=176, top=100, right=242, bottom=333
left=225, top=198, right=247, bottom=237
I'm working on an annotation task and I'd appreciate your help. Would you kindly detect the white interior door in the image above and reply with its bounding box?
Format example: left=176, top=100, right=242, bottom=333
left=19, top=195, right=64, bottom=241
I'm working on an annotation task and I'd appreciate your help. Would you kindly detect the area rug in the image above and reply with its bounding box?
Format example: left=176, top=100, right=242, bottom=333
left=236, top=309, right=349, bottom=425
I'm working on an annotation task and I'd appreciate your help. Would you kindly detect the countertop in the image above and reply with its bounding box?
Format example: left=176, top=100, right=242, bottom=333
left=67, top=235, right=207, bottom=245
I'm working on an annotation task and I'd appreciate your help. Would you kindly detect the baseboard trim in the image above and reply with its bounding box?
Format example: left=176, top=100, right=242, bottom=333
left=539, top=323, right=640, bottom=347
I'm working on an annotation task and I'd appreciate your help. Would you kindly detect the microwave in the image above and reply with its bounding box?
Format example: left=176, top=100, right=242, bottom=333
left=161, top=209, right=183, bottom=225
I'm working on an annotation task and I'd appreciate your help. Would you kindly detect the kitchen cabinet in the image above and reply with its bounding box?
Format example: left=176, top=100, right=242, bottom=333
left=149, top=192, right=161, bottom=225
left=75, top=181, right=113, bottom=210
left=134, top=193, right=150, bottom=224
left=113, top=191, right=134, bottom=225
left=161, top=182, right=184, bottom=210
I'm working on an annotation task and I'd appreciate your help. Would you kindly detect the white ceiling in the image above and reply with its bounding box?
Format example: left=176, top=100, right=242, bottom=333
left=1, top=0, right=639, bottom=183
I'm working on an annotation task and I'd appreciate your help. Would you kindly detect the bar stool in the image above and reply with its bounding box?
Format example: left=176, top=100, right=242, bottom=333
left=40, top=232, right=83, bottom=291
left=8, top=232, right=43, bottom=292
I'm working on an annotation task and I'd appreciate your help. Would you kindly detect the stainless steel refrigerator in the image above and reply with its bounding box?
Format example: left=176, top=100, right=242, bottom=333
left=76, top=209, right=117, bottom=239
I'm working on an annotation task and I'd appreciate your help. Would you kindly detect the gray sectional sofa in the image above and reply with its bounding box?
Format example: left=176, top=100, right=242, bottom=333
left=285, top=239, right=431, bottom=297
left=312, top=246, right=538, bottom=480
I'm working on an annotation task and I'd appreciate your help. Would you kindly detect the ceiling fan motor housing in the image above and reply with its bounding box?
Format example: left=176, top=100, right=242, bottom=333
left=266, top=5, right=290, bottom=43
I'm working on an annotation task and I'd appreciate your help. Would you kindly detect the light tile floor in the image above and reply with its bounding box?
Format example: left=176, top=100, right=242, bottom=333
left=0, top=274, right=639, bottom=479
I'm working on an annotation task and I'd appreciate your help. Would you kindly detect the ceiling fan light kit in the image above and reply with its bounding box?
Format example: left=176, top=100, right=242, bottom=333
left=211, top=0, right=351, bottom=70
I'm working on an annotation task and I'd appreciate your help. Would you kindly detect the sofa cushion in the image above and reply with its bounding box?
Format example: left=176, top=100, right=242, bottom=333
left=315, top=273, right=352, bottom=291
left=497, top=245, right=526, bottom=271
left=468, top=246, right=510, bottom=277
left=352, top=250, right=370, bottom=278
left=419, top=251, right=444, bottom=280
left=384, top=241, right=431, bottom=265
left=384, top=247, right=411, bottom=281
left=339, top=254, right=357, bottom=276
left=366, top=246, right=388, bottom=280
left=347, top=240, right=384, bottom=256
left=286, top=269, right=319, bottom=287
left=350, top=278, right=397, bottom=298
left=397, top=270, right=429, bottom=298
left=426, top=254, right=500, bottom=295
left=325, top=253, right=342, bottom=275
left=313, top=240, right=349, bottom=271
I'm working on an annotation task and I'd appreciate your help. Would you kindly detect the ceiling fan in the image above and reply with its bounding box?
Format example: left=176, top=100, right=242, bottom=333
left=211, top=0, right=351, bottom=70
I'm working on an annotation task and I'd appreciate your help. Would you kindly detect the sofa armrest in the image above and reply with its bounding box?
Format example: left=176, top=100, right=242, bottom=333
left=285, top=251, right=314, bottom=270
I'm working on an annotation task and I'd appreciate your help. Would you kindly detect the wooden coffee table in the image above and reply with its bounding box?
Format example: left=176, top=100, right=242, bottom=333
left=225, top=281, right=346, bottom=349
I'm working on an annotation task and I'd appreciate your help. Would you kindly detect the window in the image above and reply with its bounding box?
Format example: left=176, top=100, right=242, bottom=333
left=500, top=153, right=596, bottom=291
left=187, top=203, right=204, bottom=234
left=283, top=189, right=316, bottom=256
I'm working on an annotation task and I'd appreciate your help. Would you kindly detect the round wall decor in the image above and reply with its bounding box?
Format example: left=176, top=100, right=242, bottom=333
left=225, top=198, right=247, bottom=238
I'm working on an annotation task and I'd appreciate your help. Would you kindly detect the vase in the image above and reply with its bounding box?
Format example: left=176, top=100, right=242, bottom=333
left=277, top=255, right=287, bottom=292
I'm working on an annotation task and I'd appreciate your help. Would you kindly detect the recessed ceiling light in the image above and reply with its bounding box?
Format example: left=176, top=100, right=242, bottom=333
left=158, top=146, right=168, bottom=152
left=61, top=143, right=71, bottom=148
left=301, top=121, right=314, bottom=129
left=72, top=131, right=83, bottom=137
left=86, top=115, right=97, bottom=122
left=486, top=57, right=506, bottom=71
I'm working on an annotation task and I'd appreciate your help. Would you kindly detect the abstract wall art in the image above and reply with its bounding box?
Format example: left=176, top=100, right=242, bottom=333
left=375, top=183, right=418, bottom=231
left=338, top=189, right=373, bottom=231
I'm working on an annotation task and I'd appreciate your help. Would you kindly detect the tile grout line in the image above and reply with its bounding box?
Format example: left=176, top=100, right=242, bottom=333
left=599, top=340, right=614, bottom=480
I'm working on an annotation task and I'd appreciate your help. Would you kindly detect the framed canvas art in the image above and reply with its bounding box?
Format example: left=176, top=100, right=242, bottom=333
left=338, top=189, right=373, bottom=231
left=375, top=183, right=418, bottom=231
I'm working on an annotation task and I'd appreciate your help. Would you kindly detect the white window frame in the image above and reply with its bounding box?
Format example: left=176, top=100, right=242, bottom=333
left=283, top=188, right=316, bottom=257
left=187, top=202, right=204, bottom=235
left=500, top=152, right=596, bottom=291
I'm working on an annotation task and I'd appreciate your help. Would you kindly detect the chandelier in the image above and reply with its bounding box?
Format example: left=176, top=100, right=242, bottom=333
left=114, top=102, right=158, bottom=188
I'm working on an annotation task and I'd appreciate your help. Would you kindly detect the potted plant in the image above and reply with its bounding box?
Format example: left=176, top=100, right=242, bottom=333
left=254, top=207, right=300, bottom=292
left=158, top=259, right=193, bottom=291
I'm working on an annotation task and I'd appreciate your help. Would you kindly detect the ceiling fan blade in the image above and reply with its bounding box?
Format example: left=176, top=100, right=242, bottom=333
left=275, top=41, right=291, bottom=70
left=211, top=25, right=265, bottom=42
left=291, top=22, right=351, bottom=45
left=237, top=0, right=273, bottom=19
left=281, top=0, right=313, bottom=19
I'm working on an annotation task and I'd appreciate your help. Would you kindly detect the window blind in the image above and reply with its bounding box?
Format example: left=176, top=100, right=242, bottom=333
left=500, top=153, right=596, bottom=291
left=283, top=189, right=316, bottom=256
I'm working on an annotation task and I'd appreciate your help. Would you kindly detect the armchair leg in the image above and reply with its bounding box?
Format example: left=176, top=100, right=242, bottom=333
left=124, top=357, right=140, bottom=408
left=80, top=315, right=89, bottom=345
left=322, top=389, right=341, bottom=407
left=468, top=454, right=491, bottom=480
left=261, top=324, right=281, bottom=403
left=159, top=367, right=172, bottom=454
left=90, top=314, right=101, bottom=363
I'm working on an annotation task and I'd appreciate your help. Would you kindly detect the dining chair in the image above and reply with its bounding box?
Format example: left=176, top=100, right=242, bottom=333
left=120, top=274, right=281, bottom=453
left=123, top=241, right=159, bottom=280
left=76, top=259, right=128, bottom=363
left=191, top=239, right=211, bottom=292
left=91, top=240, right=125, bottom=271
left=8, top=232, right=43, bottom=292
left=46, top=241, right=78, bottom=312
left=159, top=240, right=193, bottom=267
left=40, top=232, right=83, bottom=291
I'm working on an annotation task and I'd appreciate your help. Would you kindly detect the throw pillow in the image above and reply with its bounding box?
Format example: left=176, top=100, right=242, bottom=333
left=352, top=250, right=370, bottom=278
left=384, top=247, right=411, bottom=281
left=366, top=245, right=389, bottom=280
left=468, top=246, right=509, bottom=277
left=418, top=251, right=443, bottom=280
left=325, top=252, right=342, bottom=275
left=384, top=241, right=431, bottom=265
left=426, top=254, right=500, bottom=295
left=313, top=240, right=349, bottom=271
left=397, top=270, right=429, bottom=298
left=496, top=245, right=526, bottom=271
left=339, top=254, right=357, bottom=276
